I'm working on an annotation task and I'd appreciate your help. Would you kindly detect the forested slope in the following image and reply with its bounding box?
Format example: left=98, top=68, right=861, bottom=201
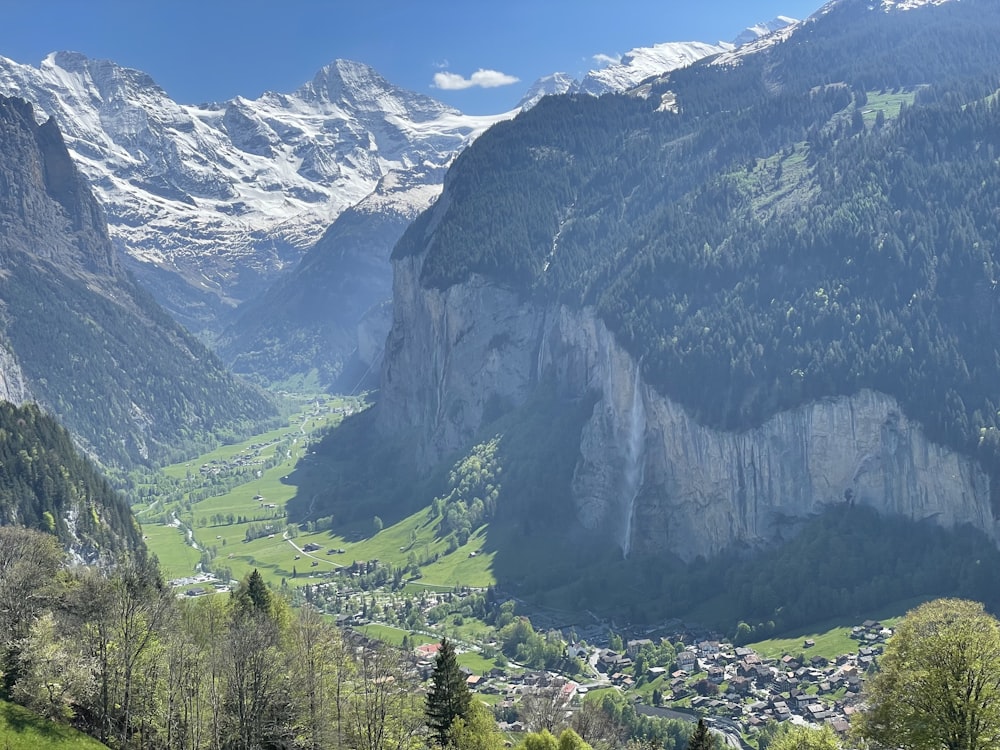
left=393, top=0, right=1000, bottom=485
left=0, top=402, right=140, bottom=558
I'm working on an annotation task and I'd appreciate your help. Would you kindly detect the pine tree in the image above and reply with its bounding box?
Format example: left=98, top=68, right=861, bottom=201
left=687, top=718, right=717, bottom=750
left=425, top=637, right=472, bottom=746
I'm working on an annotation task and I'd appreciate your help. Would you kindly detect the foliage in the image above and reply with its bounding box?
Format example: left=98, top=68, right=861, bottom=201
left=430, top=437, right=501, bottom=545
left=448, top=701, right=505, bottom=750
left=686, top=719, right=717, bottom=750
left=517, top=729, right=594, bottom=750
left=854, top=598, right=1000, bottom=750
left=0, top=402, right=140, bottom=556
left=425, top=637, right=472, bottom=746
left=766, top=724, right=842, bottom=750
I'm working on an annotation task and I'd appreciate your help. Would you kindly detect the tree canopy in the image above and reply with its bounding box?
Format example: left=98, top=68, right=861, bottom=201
left=854, top=598, right=1000, bottom=750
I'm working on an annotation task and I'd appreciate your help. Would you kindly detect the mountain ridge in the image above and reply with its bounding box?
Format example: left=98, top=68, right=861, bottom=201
left=0, top=93, right=276, bottom=468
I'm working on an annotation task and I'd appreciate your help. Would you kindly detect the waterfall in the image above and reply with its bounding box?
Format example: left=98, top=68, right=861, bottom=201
left=622, top=360, right=646, bottom=559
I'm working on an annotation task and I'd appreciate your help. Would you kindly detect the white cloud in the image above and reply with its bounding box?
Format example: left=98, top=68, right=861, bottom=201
left=592, top=53, right=621, bottom=68
left=433, top=59, right=450, bottom=70
left=432, top=68, right=521, bottom=90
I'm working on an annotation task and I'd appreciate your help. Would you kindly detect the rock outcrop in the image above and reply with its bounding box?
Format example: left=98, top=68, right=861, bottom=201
left=378, top=243, right=995, bottom=561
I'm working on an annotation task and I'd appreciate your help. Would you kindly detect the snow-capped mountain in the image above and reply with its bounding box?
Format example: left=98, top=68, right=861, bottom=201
left=732, top=15, right=799, bottom=45
left=577, top=41, right=733, bottom=95
left=520, top=16, right=798, bottom=103
left=0, top=53, right=507, bottom=331
left=517, top=73, right=576, bottom=110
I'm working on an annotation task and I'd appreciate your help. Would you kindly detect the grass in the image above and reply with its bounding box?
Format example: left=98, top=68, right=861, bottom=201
left=456, top=650, right=502, bottom=675
left=862, top=89, right=916, bottom=125
left=139, top=398, right=363, bottom=590
left=748, top=596, right=929, bottom=660
left=0, top=699, right=109, bottom=749
left=355, top=623, right=436, bottom=649
left=141, top=522, right=202, bottom=580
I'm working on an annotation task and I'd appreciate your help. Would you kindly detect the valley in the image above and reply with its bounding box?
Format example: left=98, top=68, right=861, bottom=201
left=136, top=400, right=937, bottom=749
left=5, top=0, right=1000, bottom=748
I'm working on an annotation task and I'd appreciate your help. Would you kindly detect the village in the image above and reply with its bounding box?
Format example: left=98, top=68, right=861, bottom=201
left=294, top=566, right=890, bottom=746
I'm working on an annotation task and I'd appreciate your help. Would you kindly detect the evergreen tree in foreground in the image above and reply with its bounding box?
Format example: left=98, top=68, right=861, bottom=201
left=426, top=637, right=472, bottom=746
left=687, top=718, right=718, bottom=750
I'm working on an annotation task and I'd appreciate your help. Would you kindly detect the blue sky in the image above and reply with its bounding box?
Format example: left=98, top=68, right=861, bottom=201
left=0, top=0, right=824, bottom=114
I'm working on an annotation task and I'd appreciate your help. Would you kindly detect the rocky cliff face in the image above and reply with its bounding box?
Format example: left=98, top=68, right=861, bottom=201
left=378, top=241, right=996, bottom=561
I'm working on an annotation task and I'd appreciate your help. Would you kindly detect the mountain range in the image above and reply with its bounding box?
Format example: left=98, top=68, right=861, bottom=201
left=0, top=18, right=794, bottom=388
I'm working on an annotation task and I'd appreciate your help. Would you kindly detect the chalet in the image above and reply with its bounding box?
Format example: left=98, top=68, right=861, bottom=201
left=627, top=638, right=653, bottom=656
left=697, top=640, right=721, bottom=656
left=707, top=666, right=725, bottom=684
left=807, top=704, right=832, bottom=721
left=303, top=542, right=321, bottom=552
left=728, top=677, right=751, bottom=695
left=677, top=651, right=698, bottom=672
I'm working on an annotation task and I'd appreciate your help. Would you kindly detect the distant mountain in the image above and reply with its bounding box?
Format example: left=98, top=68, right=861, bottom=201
left=0, top=94, right=276, bottom=467
left=0, top=55, right=504, bottom=333
left=518, top=73, right=577, bottom=111
left=216, top=163, right=444, bottom=389
left=576, top=41, right=733, bottom=95
left=732, top=16, right=799, bottom=46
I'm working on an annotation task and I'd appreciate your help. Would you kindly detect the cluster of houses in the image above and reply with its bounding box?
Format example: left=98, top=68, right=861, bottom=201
left=588, top=620, right=894, bottom=737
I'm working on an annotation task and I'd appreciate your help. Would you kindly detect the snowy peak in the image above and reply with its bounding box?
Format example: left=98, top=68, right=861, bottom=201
left=0, top=50, right=509, bottom=330
left=578, top=41, right=731, bottom=96
left=732, top=16, right=799, bottom=46
left=880, top=0, right=955, bottom=10
left=518, top=72, right=576, bottom=110
left=296, top=58, right=455, bottom=120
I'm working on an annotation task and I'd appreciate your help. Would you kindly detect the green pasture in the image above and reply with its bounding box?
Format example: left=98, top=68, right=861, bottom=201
left=748, top=597, right=924, bottom=660
left=0, top=699, right=109, bottom=750
left=141, top=523, right=201, bottom=580
left=862, top=89, right=916, bottom=125
left=355, top=623, right=436, bottom=649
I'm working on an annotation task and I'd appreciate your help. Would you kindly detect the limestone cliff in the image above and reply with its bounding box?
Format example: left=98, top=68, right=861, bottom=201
left=378, top=244, right=995, bottom=561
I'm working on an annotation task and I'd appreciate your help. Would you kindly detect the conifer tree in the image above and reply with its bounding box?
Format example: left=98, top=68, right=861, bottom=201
left=687, top=718, right=717, bottom=750
left=426, top=637, right=472, bottom=746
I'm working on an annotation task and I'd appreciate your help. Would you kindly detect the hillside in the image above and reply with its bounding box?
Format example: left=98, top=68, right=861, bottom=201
left=0, top=699, right=109, bottom=750
left=0, top=402, right=140, bottom=559
left=295, top=0, right=1000, bottom=614
left=0, top=94, right=276, bottom=468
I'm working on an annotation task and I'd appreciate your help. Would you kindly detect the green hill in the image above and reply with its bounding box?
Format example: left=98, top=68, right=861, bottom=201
left=0, top=699, right=109, bottom=750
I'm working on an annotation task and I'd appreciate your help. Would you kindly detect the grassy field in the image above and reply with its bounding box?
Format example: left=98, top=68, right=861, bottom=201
left=355, top=623, right=437, bottom=649
left=138, top=397, right=362, bottom=588
left=748, top=597, right=928, bottom=660
left=0, top=699, right=108, bottom=749
left=863, top=89, right=916, bottom=124
left=138, top=390, right=502, bottom=592
left=141, top=523, right=202, bottom=580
